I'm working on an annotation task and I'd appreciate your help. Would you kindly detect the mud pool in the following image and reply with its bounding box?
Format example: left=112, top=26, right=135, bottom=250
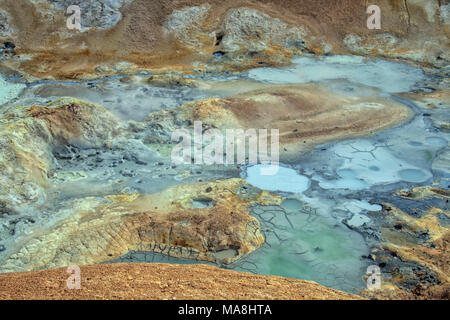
left=247, top=55, right=426, bottom=93
left=1, top=55, right=448, bottom=294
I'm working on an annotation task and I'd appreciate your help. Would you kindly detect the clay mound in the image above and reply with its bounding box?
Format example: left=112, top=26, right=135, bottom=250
left=145, top=83, right=414, bottom=160
left=226, top=84, right=413, bottom=147
left=0, top=263, right=362, bottom=300
left=0, top=98, right=123, bottom=213
left=0, top=179, right=280, bottom=273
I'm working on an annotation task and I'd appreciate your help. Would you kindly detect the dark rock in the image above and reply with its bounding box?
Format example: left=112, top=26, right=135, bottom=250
left=3, top=41, right=15, bottom=49
left=213, top=51, right=226, bottom=58
left=135, top=159, right=147, bottom=165
left=394, top=223, right=403, bottom=230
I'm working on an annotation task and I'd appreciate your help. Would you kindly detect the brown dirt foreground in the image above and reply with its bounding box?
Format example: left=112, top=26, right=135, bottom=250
left=0, top=263, right=362, bottom=300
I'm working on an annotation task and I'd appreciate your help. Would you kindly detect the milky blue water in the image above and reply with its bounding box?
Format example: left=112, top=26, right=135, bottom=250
left=245, top=165, right=310, bottom=193
left=248, top=55, right=426, bottom=93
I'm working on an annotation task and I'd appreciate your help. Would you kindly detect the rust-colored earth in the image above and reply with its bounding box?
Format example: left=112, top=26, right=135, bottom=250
left=0, top=263, right=361, bottom=300
left=1, top=0, right=448, bottom=79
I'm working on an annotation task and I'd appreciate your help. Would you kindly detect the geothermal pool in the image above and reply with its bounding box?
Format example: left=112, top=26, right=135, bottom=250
left=238, top=114, right=448, bottom=292
left=1, top=55, right=448, bottom=293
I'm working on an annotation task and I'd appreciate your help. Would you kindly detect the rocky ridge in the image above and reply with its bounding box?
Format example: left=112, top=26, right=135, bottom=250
left=0, top=0, right=448, bottom=79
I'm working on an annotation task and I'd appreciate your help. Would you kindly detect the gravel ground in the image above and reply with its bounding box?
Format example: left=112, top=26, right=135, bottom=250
left=0, top=263, right=361, bottom=300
